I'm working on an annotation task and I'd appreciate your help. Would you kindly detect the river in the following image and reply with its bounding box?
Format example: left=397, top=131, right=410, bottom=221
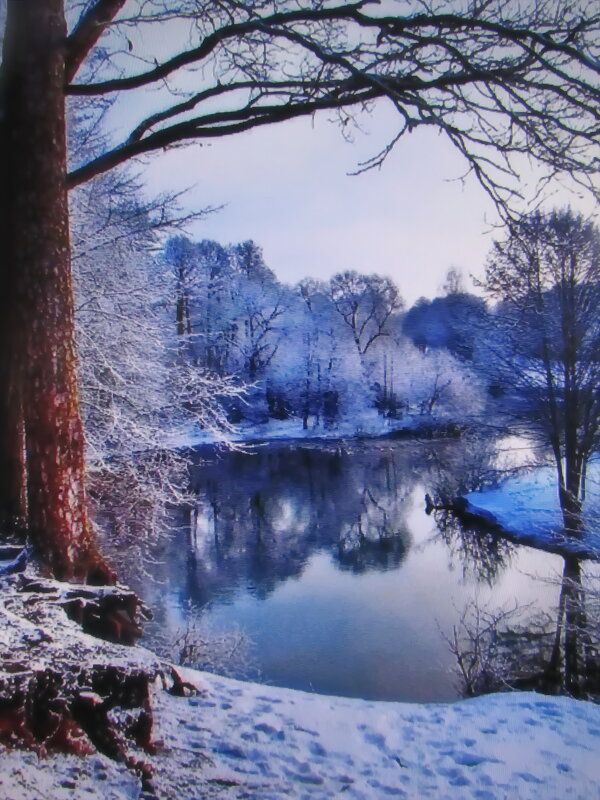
left=101, top=435, right=575, bottom=702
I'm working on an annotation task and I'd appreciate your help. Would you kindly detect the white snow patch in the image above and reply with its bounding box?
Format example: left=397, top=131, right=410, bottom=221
left=463, top=461, right=600, bottom=558
left=0, top=750, right=139, bottom=800
left=165, top=410, right=450, bottom=450
left=151, top=669, right=600, bottom=799
left=2, top=664, right=600, bottom=799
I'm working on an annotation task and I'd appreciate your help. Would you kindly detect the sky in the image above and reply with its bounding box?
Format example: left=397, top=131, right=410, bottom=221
left=140, top=101, right=500, bottom=305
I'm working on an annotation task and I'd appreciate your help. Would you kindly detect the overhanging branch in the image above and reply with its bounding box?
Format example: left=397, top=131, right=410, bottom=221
left=65, top=0, right=127, bottom=83
left=67, top=86, right=380, bottom=188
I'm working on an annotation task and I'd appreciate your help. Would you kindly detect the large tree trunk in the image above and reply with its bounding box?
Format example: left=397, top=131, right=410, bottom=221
left=0, top=0, right=113, bottom=583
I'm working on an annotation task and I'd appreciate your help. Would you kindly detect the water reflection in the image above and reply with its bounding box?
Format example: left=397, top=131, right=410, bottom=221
left=181, top=443, right=415, bottom=605
left=450, top=554, right=600, bottom=702
left=104, top=437, right=569, bottom=701
left=429, top=501, right=515, bottom=586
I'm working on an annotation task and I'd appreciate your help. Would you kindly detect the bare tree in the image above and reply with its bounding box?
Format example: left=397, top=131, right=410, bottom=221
left=442, top=267, right=465, bottom=297
left=329, top=271, right=403, bottom=357
left=0, top=0, right=598, bottom=580
left=65, top=0, right=600, bottom=213
left=483, top=209, right=600, bottom=532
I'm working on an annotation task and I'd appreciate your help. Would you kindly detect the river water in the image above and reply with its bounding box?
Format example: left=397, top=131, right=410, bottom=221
left=117, top=437, right=568, bottom=702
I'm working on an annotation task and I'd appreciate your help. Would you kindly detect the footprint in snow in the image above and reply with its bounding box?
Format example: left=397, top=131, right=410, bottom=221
left=451, top=751, right=499, bottom=767
left=438, top=766, right=470, bottom=787
left=254, top=722, right=285, bottom=741
left=367, top=778, right=406, bottom=796
left=309, top=741, right=327, bottom=757
left=514, top=771, right=544, bottom=784
left=361, top=729, right=387, bottom=749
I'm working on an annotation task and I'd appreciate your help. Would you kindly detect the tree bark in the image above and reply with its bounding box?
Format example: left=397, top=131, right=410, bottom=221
left=0, top=0, right=113, bottom=583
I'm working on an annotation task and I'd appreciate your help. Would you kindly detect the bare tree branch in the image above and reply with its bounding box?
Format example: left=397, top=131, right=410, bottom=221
left=61, top=1, right=600, bottom=216
left=65, top=0, right=127, bottom=83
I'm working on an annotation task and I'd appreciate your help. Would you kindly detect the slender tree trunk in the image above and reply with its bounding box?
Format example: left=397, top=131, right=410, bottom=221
left=542, top=564, right=568, bottom=693
left=1, top=0, right=113, bottom=583
left=303, top=376, right=310, bottom=430
left=560, top=421, right=583, bottom=534
left=176, top=291, right=186, bottom=337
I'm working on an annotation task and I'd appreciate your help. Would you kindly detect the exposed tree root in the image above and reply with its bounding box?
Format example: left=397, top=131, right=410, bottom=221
left=0, top=570, right=193, bottom=795
left=17, top=573, right=152, bottom=645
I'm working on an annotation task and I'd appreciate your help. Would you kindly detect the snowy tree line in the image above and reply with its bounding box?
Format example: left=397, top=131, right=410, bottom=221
left=163, top=235, right=489, bottom=430
left=73, top=200, right=600, bottom=456
left=71, top=176, right=600, bottom=460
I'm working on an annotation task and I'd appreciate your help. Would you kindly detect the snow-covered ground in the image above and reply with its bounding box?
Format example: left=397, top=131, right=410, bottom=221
left=166, top=410, right=455, bottom=450
left=463, top=461, right=600, bottom=559
left=3, top=668, right=600, bottom=800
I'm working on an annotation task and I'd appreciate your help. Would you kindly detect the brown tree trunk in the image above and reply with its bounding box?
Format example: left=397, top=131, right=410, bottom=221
left=0, top=331, right=27, bottom=534
left=0, top=0, right=113, bottom=583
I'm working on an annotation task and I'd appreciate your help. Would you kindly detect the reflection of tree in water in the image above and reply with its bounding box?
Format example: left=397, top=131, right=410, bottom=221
left=422, top=432, right=516, bottom=585
left=424, top=433, right=600, bottom=699
left=424, top=430, right=501, bottom=499
left=432, top=508, right=515, bottom=586
left=449, top=555, right=600, bottom=702
left=175, top=443, right=415, bottom=605
left=542, top=556, right=599, bottom=700
left=337, top=485, right=409, bottom=573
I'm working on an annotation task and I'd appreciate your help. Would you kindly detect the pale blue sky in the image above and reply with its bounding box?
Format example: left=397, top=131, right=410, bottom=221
left=140, top=102, right=499, bottom=304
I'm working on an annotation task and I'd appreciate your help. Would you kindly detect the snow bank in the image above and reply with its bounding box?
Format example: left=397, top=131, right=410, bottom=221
left=5, top=667, right=599, bottom=799
left=0, top=749, right=139, bottom=800
left=463, top=461, right=600, bottom=559
left=166, top=410, right=457, bottom=450
left=151, top=669, right=600, bottom=799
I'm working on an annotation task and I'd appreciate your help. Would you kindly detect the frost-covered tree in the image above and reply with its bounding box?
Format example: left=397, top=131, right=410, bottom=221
left=483, top=209, right=600, bottom=531
left=395, top=346, right=485, bottom=420
left=163, top=236, right=286, bottom=382
left=163, top=237, right=234, bottom=371
left=72, top=175, right=244, bottom=547
left=229, top=275, right=288, bottom=380
left=403, top=292, right=488, bottom=360
left=265, top=280, right=344, bottom=428
left=72, top=178, right=170, bottom=460
left=329, top=271, right=403, bottom=358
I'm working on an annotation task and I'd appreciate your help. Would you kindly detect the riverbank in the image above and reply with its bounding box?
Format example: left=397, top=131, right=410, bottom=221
left=3, top=663, right=600, bottom=799
left=459, top=461, right=600, bottom=560
left=166, top=410, right=463, bottom=450
left=1, top=569, right=599, bottom=799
